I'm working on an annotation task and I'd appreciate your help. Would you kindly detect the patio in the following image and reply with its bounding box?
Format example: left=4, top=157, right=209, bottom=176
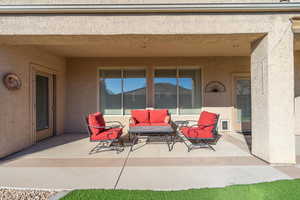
left=0, top=132, right=299, bottom=190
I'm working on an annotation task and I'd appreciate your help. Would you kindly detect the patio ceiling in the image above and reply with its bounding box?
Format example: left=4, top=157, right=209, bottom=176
left=0, top=34, right=262, bottom=57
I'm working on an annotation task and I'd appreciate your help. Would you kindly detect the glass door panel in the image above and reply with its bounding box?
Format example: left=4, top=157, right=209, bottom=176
left=236, top=79, right=251, bottom=132
left=36, top=75, right=49, bottom=131
left=35, top=72, right=53, bottom=141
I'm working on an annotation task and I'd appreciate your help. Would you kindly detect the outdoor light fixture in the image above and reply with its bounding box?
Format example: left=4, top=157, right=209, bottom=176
left=2, top=73, right=22, bottom=90
left=205, top=81, right=226, bottom=93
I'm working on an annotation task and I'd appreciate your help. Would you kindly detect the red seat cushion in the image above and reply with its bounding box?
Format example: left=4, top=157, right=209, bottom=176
left=88, top=112, right=106, bottom=135
left=131, top=110, right=150, bottom=123
left=90, top=128, right=122, bottom=141
left=130, top=123, right=152, bottom=127
left=149, top=109, right=169, bottom=123
left=150, top=123, right=170, bottom=126
left=180, top=126, right=214, bottom=139
left=198, top=111, right=218, bottom=128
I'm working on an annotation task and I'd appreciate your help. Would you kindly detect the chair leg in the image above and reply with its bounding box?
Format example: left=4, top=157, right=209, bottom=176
left=89, top=140, right=125, bottom=154
left=202, top=140, right=216, bottom=151
left=89, top=142, right=107, bottom=154
left=115, top=139, right=124, bottom=154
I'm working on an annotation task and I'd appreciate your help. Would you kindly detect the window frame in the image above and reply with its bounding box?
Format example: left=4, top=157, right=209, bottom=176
left=98, top=66, right=203, bottom=116
left=98, top=67, right=148, bottom=116
left=153, top=66, right=203, bottom=116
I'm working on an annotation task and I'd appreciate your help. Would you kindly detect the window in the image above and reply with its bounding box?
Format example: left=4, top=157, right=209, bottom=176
left=100, top=69, right=146, bottom=115
left=154, top=68, right=202, bottom=115
left=178, top=69, right=202, bottom=114
left=154, top=69, right=177, bottom=114
left=99, top=67, right=201, bottom=115
left=123, top=70, right=147, bottom=114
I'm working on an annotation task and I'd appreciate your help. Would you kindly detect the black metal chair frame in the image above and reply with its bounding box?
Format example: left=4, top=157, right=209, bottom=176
left=85, top=116, right=125, bottom=154
left=177, top=114, right=220, bottom=152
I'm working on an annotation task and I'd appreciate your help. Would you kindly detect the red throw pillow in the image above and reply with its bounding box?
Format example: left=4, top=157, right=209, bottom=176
left=149, top=109, right=169, bottom=123
left=198, top=111, right=218, bottom=127
left=131, top=110, right=149, bottom=123
left=88, top=112, right=106, bottom=135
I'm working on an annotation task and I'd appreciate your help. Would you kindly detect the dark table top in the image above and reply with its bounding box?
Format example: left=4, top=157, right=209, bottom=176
left=128, top=126, right=175, bottom=134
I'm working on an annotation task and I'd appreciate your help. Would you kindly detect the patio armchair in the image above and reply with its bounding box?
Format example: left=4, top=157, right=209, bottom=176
left=85, top=112, right=124, bottom=154
left=178, top=111, right=219, bottom=152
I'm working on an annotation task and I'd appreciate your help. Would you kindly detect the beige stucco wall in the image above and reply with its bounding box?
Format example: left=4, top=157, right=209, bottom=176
left=251, top=28, right=295, bottom=164
left=0, top=14, right=296, bottom=36
left=0, top=46, right=66, bottom=158
left=0, top=7, right=297, bottom=163
left=0, top=0, right=280, bottom=4
left=295, top=51, right=300, bottom=136
left=65, top=57, right=250, bottom=134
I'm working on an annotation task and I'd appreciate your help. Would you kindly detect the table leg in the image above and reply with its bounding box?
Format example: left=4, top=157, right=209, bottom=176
left=166, top=135, right=173, bottom=152
left=130, top=134, right=138, bottom=152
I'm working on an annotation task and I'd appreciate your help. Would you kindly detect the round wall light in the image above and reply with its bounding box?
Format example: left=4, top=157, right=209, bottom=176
left=2, top=73, right=22, bottom=90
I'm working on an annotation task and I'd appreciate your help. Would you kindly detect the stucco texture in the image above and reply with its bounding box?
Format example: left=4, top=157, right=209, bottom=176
left=0, top=11, right=298, bottom=163
left=65, top=57, right=250, bottom=133
left=0, top=0, right=280, bottom=4
left=294, top=51, right=300, bottom=136
left=0, top=46, right=66, bottom=158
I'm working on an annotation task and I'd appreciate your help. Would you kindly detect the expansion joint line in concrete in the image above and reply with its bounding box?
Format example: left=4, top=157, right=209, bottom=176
left=114, top=149, right=131, bottom=189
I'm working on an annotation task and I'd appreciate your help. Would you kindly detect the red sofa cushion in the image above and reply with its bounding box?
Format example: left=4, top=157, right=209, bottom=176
left=88, top=112, right=106, bottom=135
left=130, top=123, right=152, bottom=127
left=90, top=128, right=122, bottom=141
left=198, top=111, right=218, bottom=127
left=131, top=110, right=149, bottom=123
left=180, top=126, right=214, bottom=139
left=149, top=109, right=169, bottom=123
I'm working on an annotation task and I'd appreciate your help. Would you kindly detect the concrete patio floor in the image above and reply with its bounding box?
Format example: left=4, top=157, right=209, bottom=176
left=0, top=133, right=299, bottom=190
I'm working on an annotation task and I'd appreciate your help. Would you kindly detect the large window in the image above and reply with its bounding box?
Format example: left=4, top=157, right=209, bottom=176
left=99, top=67, right=201, bottom=115
left=154, top=68, right=202, bottom=115
left=100, top=69, right=146, bottom=115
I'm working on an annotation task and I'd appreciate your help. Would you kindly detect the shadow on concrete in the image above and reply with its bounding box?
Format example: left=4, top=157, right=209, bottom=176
left=241, top=132, right=252, bottom=152
left=0, top=133, right=89, bottom=163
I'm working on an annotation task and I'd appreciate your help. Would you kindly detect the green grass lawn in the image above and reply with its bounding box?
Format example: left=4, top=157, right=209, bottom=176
left=61, top=179, right=300, bottom=200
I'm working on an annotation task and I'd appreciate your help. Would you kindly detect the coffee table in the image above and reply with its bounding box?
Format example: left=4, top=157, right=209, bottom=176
left=128, top=126, right=175, bottom=152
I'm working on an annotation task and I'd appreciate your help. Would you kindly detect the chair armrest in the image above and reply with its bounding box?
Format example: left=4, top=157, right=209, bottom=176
left=173, top=120, right=188, bottom=127
left=164, top=115, right=171, bottom=123
left=129, top=117, right=136, bottom=125
left=88, top=122, right=123, bottom=130
left=106, top=121, right=124, bottom=128
left=183, top=120, right=198, bottom=127
left=88, top=125, right=114, bottom=129
left=187, top=123, right=217, bottom=129
left=198, top=123, right=217, bottom=128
